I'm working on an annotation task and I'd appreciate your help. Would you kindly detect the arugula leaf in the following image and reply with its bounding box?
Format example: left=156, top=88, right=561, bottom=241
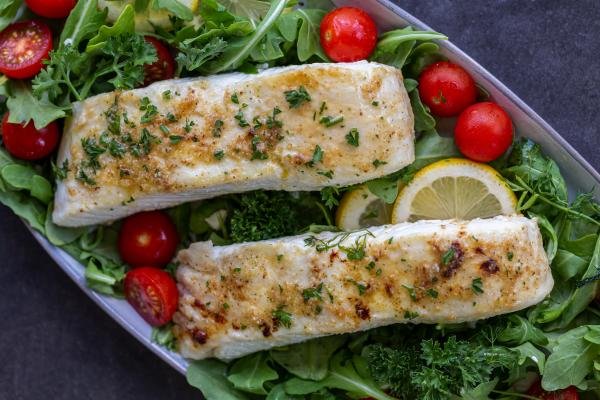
left=497, top=315, right=548, bottom=346
left=218, top=0, right=271, bottom=28
left=176, top=36, right=228, bottom=73
left=60, top=0, right=107, bottom=48
left=87, top=4, right=136, bottom=52
left=6, top=81, right=66, bottom=128
left=152, top=0, right=193, bottom=20
left=285, top=352, right=394, bottom=400
left=277, top=9, right=328, bottom=62
left=371, top=27, right=446, bottom=69
left=271, top=336, right=346, bottom=380
left=410, top=90, right=436, bottom=134
left=187, top=359, right=250, bottom=400
left=227, top=352, right=278, bottom=394
left=0, top=0, right=23, bottom=32
left=0, top=189, right=46, bottom=232
left=203, top=0, right=287, bottom=73
left=542, top=325, right=600, bottom=391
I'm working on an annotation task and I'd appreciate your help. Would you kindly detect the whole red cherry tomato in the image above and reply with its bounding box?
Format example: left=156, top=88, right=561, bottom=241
left=418, top=61, right=477, bottom=117
left=25, top=0, right=77, bottom=19
left=454, top=102, right=513, bottom=162
left=143, top=36, right=175, bottom=86
left=1, top=113, right=60, bottom=160
left=124, top=267, right=179, bottom=327
left=320, top=6, right=378, bottom=62
left=0, top=20, right=52, bottom=79
left=118, top=211, right=179, bottom=267
left=527, top=379, right=579, bottom=400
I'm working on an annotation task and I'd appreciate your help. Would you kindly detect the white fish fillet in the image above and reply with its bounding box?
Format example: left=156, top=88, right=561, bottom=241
left=53, top=61, right=414, bottom=226
left=174, top=215, right=553, bottom=360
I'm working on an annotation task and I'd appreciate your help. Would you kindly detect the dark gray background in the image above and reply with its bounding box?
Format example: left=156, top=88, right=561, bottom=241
left=1, top=1, right=599, bottom=399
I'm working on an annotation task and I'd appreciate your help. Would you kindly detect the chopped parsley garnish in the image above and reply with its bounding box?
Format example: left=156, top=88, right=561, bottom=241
left=235, top=109, right=249, bottom=127
left=251, top=135, right=268, bottom=160
left=139, top=97, right=158, bottom=124
left=104, top=100, right=121, bottom=135
left=402, top=285, right=417, bottom=301
left=223, top=302, right=230, bottom=310
left=131, top=128, right=160, bottom=157
left=507, top=251, right=514, bottom=261
left=366, top=261, right=376, bottom=271
left=319, top=115, right=344, bottom=127
left=306, top=145, right=324, bottom=167
left=162, top=90, right=172, bottom=100
left=404, top=310, right=419, bottom=319
left=231, top=92, right=239, bottom=104
left=211, top=119, right=223, bottom=136
left=166, top=112, right=177, bottom=122
left=345, top=128, right=360, bottom=147
left=53, top=159, right=69, bottom=180
left=184, top=119, right=196, bottom=133
left=76, top=168, right=96, bottom=186
left=107, top=138, right=126, bottom=158
left=372, top=100, right=379, bottom=106
left=348, top=279, right=367, bottom=296
left=266, top=106, right=283, bottom=129
left=426, top=288, right=439, bottom=298
left=214, top=149, right=225, bottom=160
left=372, top=159, right=388, bottom=168
left=159, top=124, right=170, bottom=135
left=302, top=283, right=324, bottom=302
left=471, top=278, right=484, bottom=294
left=169, top=135, right=183, bottom=144
left=284, top=86, right=311, bottom=108
left=340, top=232, right=371, bottom=261
left=441, top=247, right=456, bottom=266
left=272, top=305, right=292, bottom=328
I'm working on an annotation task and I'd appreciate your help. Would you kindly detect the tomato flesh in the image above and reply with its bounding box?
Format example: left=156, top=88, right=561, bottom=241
left=124, top=267, right=179, bottom=327
left=143, top=36, right=175, bottom=86
left=320, top=6, right=378, bottom=62
left=454, top=102, right=513, bottom=162
left=2, top=113, right=60, bottom=160
left=0, top=20, right=53, bottom=79
left=419, top=61, right=477, bottom=117
left=527, top=380, right=579, bottom=400
left=25, top=0, right=77, bottom=19
left=118, top=211, right=179, bottom=267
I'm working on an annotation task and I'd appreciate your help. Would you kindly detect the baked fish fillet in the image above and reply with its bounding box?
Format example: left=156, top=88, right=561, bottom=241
left=174, top=215, right=552, bottom=360
left=53, top=61, right=414, bottom=227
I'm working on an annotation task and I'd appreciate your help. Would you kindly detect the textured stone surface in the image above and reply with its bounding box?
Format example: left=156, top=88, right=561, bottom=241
left=1, top=1, right=598, bottom=399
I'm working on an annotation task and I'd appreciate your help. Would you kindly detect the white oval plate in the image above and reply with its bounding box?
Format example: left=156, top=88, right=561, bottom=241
left=25, top=0, right=600, bottom=377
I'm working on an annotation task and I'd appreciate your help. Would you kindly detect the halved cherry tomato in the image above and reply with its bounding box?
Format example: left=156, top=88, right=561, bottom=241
left=454, top=102, right=513, bottom=162
left=0, top=20, right=52, bottom=79
left=124, top=267, right=179, bottom=327
left=418, top=61, right=477, bottom=117
left=527, top=379, right=579, bottom=400
left=1, top=113, right=60, bottom=160
left=143, top=36, right=175, bottom=86
left=25, top=0, right=77, bottom=19
left=320, top=6, right=377, bottom=62
left=118, top=211, right=179, bottom=267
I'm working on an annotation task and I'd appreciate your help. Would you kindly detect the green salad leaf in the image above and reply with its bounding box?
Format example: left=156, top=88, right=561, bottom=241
left=277, top=9, right=328, bottom=62
left=227, top=352, right=279, bottom=394
left=187, top=359, right=250, bottom=400
left=0, top=0, right=22, bottom=32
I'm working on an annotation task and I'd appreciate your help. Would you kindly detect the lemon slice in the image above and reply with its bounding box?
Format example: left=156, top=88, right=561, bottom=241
left=391, top=158, right=517, bottom=223
left=99, top=0, right=199, bottom=31
left=336, top=185, right=392, bottom=230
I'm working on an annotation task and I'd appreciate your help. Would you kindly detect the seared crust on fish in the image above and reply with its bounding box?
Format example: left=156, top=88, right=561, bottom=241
left=174, top=215, right=552, bottom=360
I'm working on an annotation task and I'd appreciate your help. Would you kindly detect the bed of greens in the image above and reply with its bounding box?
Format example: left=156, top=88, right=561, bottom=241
left=0, top=0, right=599, bottom=399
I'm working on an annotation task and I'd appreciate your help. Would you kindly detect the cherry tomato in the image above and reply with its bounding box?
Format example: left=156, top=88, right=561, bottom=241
left=143, top=36, right=175, bottom=86
left=454, top=102, right=513, bottom=162
left=118, top=211, right=179, bottom=267
left=124, top=267, right=179, bottom=327
left=1, top=113, right=60, bottom=160
left=320, top=7, right=378, bottom=62
left=0, top=20, right=52, bottom=79
left=527, top=379, right=579, bottom=400
left=418, top=61, right=477, bottom=117
left=25, top=0, right=77, bottom=19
